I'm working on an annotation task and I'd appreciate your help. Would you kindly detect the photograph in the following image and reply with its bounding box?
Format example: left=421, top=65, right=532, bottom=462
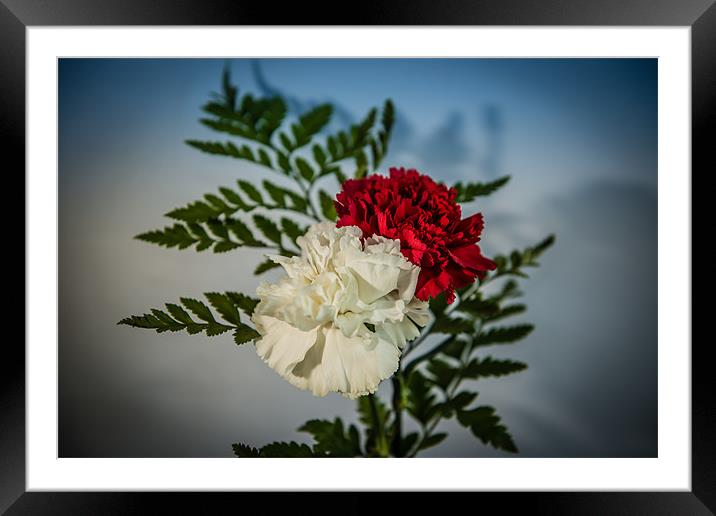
left=58, top=57, right=658, bottom=459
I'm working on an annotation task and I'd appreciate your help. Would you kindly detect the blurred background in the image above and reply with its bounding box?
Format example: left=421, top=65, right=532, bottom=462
left=59, top=58, right=657, bottom=458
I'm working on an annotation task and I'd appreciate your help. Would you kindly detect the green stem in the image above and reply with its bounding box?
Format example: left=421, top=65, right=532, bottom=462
left=408, top=405, right=446, bottom=457
left=296, top=178, right=322, bottom=222
left=407, top=321, right=481, bottom=457
left=403, top=336, right=455, bottom=375
left=401, top=279, right=480, bottom=361
left=407, top=357, right=463, bottom=458
left=368, top=394, right=389, bottom=457
left=390, top=375, right=403, bottom=456
left=270, top=143, right=322, bottom=223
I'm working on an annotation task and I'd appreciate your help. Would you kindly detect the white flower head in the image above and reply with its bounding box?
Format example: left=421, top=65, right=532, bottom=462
left=251, top=222, right=429, bottom=399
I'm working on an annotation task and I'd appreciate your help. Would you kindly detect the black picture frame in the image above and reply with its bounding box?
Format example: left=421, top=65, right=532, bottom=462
left=5, top=1, right=710, bottom=513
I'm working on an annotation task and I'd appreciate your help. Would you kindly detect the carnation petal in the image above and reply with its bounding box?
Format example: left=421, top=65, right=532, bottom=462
left=346, top=260, right=402, bottom=304
left=288, top=328, right=400, bottom=398
left=335, top=168, right=496, bottom=303
left=253, top=314, right=319, bottom=377
left=252, top=222, right=427, bottom=398
left=449, top=244, right=497, bottom=274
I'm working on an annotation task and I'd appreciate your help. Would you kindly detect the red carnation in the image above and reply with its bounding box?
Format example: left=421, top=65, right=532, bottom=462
left=335, top=167, right=497, bottom=304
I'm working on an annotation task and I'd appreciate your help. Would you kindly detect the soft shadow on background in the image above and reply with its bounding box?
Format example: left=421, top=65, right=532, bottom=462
left=59, top=58, right=657, bottom=457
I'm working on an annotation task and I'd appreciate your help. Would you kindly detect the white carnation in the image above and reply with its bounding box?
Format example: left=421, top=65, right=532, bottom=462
left=251, top=222, right=429, bottom=399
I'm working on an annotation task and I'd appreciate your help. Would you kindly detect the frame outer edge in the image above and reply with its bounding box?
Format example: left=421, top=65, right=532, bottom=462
left=691, top=1, right=716, bottom=513
left=0, top=0, right=715, bottom=25
left=6, top=0, right=712, bottom=512
left=0, top=0, right=27, bottom=514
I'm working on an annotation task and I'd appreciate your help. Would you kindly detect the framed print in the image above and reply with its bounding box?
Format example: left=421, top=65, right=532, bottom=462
left=6, top=0, right=711, bottom=513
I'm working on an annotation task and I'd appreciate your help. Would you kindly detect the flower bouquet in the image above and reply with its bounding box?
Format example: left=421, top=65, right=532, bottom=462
left=119, top=68, right=554, bottom=457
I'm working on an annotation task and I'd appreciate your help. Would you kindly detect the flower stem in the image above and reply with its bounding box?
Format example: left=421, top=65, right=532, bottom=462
left=407, top=359, right=463, bottom=457
left=403, top=335, right=455, bottom=375
left=390, top=375, right=403, bottom=457
left=368, top=393, right=389, bottom=457
left=407, top=321, right=481, bottom=457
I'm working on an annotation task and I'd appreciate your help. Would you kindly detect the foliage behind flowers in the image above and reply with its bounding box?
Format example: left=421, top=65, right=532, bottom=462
left=119, top=68, right=554, bottom=457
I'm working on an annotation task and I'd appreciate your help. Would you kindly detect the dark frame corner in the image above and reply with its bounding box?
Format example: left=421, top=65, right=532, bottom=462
left=6, top=0, right=711, bottom=513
